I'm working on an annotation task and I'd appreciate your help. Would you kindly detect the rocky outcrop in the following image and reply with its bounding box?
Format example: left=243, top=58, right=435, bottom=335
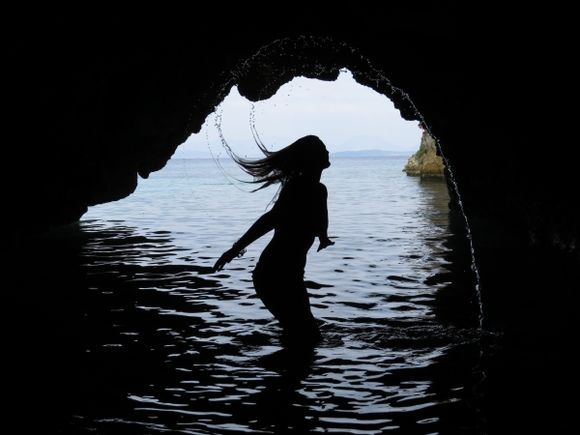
left=404, top=129, right=445, bottom=176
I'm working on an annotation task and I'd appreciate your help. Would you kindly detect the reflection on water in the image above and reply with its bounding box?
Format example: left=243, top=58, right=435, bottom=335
left=9, top=158, right=507, bottom=433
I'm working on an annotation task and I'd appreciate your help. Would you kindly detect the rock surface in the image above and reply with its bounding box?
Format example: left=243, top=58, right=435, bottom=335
left=404, top=129, right=445, bottom=177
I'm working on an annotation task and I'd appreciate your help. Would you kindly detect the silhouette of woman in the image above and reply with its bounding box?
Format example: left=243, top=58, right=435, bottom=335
left=213, top=135, right=334, bottom=342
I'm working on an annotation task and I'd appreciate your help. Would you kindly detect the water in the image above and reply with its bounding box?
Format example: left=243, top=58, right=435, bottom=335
left=22, top=157, right=493, bottom=433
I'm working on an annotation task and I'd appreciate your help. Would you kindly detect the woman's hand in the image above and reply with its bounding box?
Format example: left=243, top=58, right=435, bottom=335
left=213, top=247, right=242, bottom=272
left=317, top=236, right=335, bottom=252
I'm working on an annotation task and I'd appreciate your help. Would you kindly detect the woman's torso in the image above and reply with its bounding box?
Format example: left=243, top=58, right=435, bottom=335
left=255, top=177, right=325, bottom=275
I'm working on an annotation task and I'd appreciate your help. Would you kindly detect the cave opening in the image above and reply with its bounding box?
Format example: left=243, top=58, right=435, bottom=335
left=82, top=67, right=478, bottom=326
left=65, top=65, right=485, bottom=433
left=78, top=60, right=484, bottom=327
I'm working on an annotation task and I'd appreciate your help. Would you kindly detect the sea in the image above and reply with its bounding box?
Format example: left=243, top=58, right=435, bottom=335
left=28, top=156, right=494, bottom=433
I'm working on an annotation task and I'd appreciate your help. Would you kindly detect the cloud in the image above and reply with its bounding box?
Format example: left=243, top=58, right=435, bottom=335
left=174, top=70, right=421, bottom=158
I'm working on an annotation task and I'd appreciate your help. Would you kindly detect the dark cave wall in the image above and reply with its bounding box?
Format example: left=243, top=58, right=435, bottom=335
left=8, top=6, right=578, bottom=336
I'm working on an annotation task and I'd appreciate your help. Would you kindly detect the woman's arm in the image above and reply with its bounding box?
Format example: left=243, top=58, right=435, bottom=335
left=234, top=210, right=278, bottom=252
left=213, top=210, right=277, bottom=272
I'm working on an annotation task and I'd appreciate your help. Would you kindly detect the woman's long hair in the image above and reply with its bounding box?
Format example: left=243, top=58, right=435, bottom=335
left=230, top=135, right=327, bottom=192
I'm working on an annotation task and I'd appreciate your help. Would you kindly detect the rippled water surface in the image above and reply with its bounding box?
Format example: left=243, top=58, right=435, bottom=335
left=33, top=157, right=492, bottom=433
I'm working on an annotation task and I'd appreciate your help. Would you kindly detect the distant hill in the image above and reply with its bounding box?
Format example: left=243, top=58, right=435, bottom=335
left=174, top=148, right=412, bottom=159
left=330, top=149, right=411, bottom=158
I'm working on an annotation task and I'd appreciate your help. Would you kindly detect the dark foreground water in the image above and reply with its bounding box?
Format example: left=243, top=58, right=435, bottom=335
left=8, top=157, right=572, bottom=433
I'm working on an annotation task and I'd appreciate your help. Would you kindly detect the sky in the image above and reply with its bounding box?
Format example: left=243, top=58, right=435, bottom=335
left=173, top=69, right=422, bottom=159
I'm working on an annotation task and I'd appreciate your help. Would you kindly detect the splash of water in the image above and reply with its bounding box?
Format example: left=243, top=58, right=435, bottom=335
left=342, top=50, right=486, bottom=330
left=205, top=107, right=251, bottom=193
left=435, top=149, right=485, bottom=330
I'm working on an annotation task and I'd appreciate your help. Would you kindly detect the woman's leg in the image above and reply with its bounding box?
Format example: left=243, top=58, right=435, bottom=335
left=253, top=271, right=320, bottom=340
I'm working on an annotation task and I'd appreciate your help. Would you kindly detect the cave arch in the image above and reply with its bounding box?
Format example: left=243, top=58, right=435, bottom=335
left=175, top=36, right=428, bottom=177
left=8, top=10, right=578, bottom=431
left=11, top=11, right=577, bottom=339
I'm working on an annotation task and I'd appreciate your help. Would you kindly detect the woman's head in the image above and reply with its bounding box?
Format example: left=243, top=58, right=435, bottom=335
left=232, top=135, right=330, bottom=190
